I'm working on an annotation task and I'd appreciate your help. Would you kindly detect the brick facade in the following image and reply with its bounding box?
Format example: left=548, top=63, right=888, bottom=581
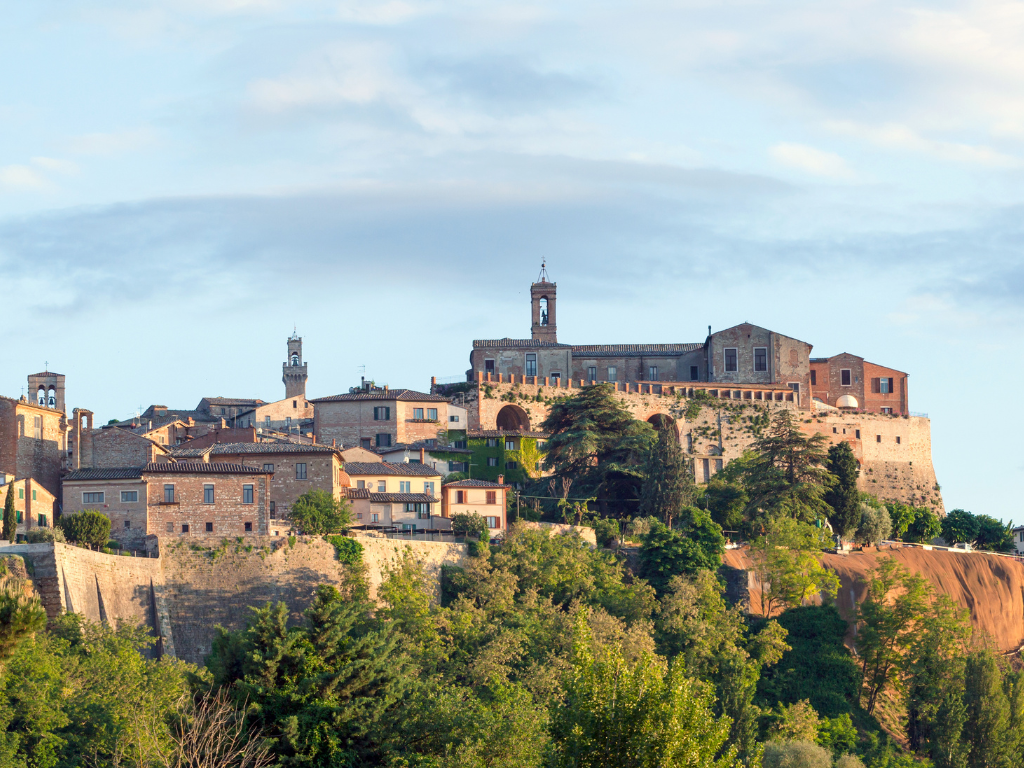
left=810, top=354, right=909, bottom=415
left=0, top=477, right=57, bottom=536
left=312, top=390, right=448, bottom=449
left=0, top=396, right=66, bottom=498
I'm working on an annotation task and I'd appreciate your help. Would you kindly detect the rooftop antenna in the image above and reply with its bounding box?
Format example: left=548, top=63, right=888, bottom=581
left=537, top=260, right=549, bottom=282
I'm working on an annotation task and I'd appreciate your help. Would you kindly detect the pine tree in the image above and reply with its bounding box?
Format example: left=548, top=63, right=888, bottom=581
left=824, top=442, right=860, bottom=538
left=638, top=425, right=694, bottom=528
left=2, top=484, right=16, bottom=544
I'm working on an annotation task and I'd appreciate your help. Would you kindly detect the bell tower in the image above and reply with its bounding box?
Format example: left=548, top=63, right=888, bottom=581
left=530, top=262, right=557, bottom=343
left=27, top=368, right=65, bottom=412
left=282, top=331, right=308, bottom=399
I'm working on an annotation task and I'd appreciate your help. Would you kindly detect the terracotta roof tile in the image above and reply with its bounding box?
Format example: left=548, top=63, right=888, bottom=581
left=342, top=462, right=443, bottom=477
left=443, top=479, right=509, bottom=488
left=144, top=462, right=270, bottom=475
left=571, top=343, right=703, bottom=357
left=310, top=389, right=446, bottom=403
left=64, top=467, right=144, bottom=481
left=472, top=338, right=570, bottom=349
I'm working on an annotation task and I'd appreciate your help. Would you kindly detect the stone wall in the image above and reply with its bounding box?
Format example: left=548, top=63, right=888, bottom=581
left=0, top=397, right=65, bottom=498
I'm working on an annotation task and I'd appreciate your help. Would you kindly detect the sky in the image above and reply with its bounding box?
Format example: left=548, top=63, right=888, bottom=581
left=2, top=0, right=1023, bottom=519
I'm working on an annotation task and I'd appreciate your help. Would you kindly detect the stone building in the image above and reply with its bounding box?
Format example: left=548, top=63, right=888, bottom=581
left=0, top=475, right=57, bottom=538
left=233, top=396, right=314, bottom=434
left=312, top=386, right=449, bottom=449
left=62, top=462, right=272, bottom=548
left=809, top=354, right=909, bottom=415
left=283, top=331, right=308, bottom=399
left=342, top=461, right=442, bottom=531
left=0, top=392, right=67, bottom=498
left=440, top=477, right=510, bottom=534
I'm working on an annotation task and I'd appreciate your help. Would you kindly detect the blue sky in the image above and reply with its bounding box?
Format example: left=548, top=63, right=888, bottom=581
left=2, top=0, right=1023, bottom=519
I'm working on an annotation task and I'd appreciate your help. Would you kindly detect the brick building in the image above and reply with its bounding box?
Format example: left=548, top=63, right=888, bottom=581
left=342, top=461, right=442, bottom=531
left=809, top=354, right=909, bottom=415
left=234, top=396, right=314, bottom=434
left=0, top=475, right=57, bottom=538
left=312, top=387, right=449, bottom=449
left=62, top=462, right=272, bottom=547
left=441, top=478, right=510, bottom=534
left=0, top=394, right=67, bottom=498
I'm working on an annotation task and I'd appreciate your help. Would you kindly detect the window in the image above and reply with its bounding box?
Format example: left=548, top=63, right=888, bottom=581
left=406, top=502, right=430, bottom=518
left=754, top=347, right=767, bottom=372
left=375, top=433, right=392, bottom=448
left=485, top=359, right=495, bottom=373
left=833, top=427, right=837, bottom=434
left=449, top=415, right=460, bottom=423
left=83, top=492, right=104, bottom=503
left=285, top=417, right=292, bottom=429
left=204, top=484, right=215, bottom=504
left=485, top=516, right=499, bottom=529
left=164, top=485, right=175, bottom=503
left=166, top=522, right=174, bottom=533
left=788, top=383, right=800, bottom=395
left=879, top=378, right=890, bottom=394
left=724, top=349, right=738, bottom=373
left=243, top=484, right=254, bottom=504
left=121, top=491, right=138, bottom=502
left=182, top=524, right=189, bottom=533
left=424, top=482, right=435, bottom=496
left=373, top=406, right=391, bottom=420
left=263, top=463, right=274, bottom=472
left=588, top=366, right=597, bottom=381
left=265, top=416, right=271, bottom=427
left=881, top=407, right=893, bottom=414
left=270, top=501, right=276, bottom=519
left=608, top=366, right=617, bottom=382
left=505, top=461, right=517, bottom=470
left=896, top=436, right=901, bottom=444
left=357, top=480, right=366, bottom=489
left=855, top=430, right=861, bottom=439
left=486, top=491, right=497, bottom=505
left=31, top=489, right=36, bottom=501
left=505, top=439, right=515, bottom=450
left=400, top=481, right=411, bottom=493
left=244, top=522, right=253, bottom=532
left=18, top=488, right=23, bottom=499
left=38, top=514, right=47, bottom=528
left=15, top=512, right=21, bottom=523
left=648, top=366, right=658, bottom=381
left=33, top=416, right=42, bottom=439
left=487, top=457, right=498, bottom=467
left=295, top=463, right=307, bottom=479
left=550, top=372, right=561, bottom=382
left=361, top=438, right=372, bottom=449
left=456, top=490, right=465, bottom=504
left=428, top=408, right=438, bottom=420
left=414, top=408, right=424, bottom=419
left=293, top=400, right=298, bottom=408
left=487, top=438, right=497, bottom=448
left=206, top=522, right=214, bottom=532
left=448, top=461, right=466, bottom=472
left=810, top=369, right=817, bottom=386
left=453, top=440, right=467, bottom=449
left=841, top=369, right=852, bottom=386
left=124, top=520, right=131, bottom=529
left=377, top=481, right=386, bottom=492
left=690, top=366, right=699, bottom=382
left=525, top=354, right=537, bottom=376
left=371, top=513, right=379, bottom=523
left=876, top=435, right=882, bottom=443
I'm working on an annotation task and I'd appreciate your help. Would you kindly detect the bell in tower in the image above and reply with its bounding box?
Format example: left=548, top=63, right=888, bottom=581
left=530, top=261, right=557, bottom=342
left=282, top=330, right=308, bottom=398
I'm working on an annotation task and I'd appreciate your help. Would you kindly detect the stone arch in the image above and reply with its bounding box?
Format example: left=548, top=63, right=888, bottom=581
left=647, top=413, right=679, bottom=441
left=496, top=404, right=531, bottom=432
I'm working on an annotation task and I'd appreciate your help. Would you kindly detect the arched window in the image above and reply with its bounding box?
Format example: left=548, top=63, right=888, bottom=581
left=47, top=387, right=55, bottom=407
left=291, top=353, right=299, bottom=366
left=37, top=387, right=46, bottom=406
left=538, top=297, right=549, bottom=326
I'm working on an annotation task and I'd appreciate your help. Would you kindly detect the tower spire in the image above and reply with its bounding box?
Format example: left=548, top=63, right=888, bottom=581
left=537, top=260, right=549, bottom=283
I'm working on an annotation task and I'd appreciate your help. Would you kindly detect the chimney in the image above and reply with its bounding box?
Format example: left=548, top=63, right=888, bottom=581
left=332, top=439, right=336, bottom=447
left=312, top=434, right=317, bottom=444
left=497, top=474, right=504, bottom=485
left=419, top=447, right=426, bottom=464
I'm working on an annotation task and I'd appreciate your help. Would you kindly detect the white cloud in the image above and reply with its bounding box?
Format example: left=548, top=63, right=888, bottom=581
left=0, top=165, right=49, bottom=190
left=66, top=127, right=157, bottom=156
left=335, top=0, right=428, bottom=25
left=31, top=157, right=79, bottom=175
left=825, top=120, right=1022, bottom=168
left=769, top=142, right=855, bottom=179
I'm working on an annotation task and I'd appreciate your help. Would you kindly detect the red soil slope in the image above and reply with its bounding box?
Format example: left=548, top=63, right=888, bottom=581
left=723, top=546, right=1024, bottom=653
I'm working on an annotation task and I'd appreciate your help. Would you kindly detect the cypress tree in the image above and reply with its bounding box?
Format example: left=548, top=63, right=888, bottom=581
left=824, top=441, right=860, bottom=538
left=638, top=425, right=694, bottom=529
left=2, top=484, right=16, bottom=543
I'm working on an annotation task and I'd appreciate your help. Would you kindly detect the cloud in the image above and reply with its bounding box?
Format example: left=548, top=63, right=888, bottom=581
left=31, top=157, right=79, bottom=175
left=825, top=120, right=1023, bottom=168
left=769, top=142, right=855, bottom=179
left=66, top=127, right=157, bottom=156
left=0, top=165, right=49, bottom=190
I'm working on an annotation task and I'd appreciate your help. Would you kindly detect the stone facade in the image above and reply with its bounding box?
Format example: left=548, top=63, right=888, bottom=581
left=72, top=421, right=167, bottom=470
left=0, top=396, right=66, bottom=498
left=283, top=332, right=308, bottom=399
left=343, top=461, right=442, bottom=529
left=312, top=389, right=449, bottom=449
left=234, top=396, right=314, bottom=433
left=0, top=477, right=57, bottom=536
left=810, top=353, right=909, bottom=415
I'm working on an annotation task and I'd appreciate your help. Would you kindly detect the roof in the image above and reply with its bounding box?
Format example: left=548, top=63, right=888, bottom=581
left=143, top=462, right=270, bottom=475
left=468, top=429, right=550, bottom=439
left=342, top=462, right=442, bottom=477
left=200, top=397, right=266, bottom=407
left=28, top=371, right=64, bottom=377
left=711, top=322, right=813, bottom=349
left=64, top=467, right=144, bottom=481
left=206, top=442, right=339, bottom=455
left=473, top=338, right=570, bottom=349
left=344, top=488, right=439, bottom=504
left=377, top=442, right=472, bottom=455
left=571, top=343, right=703, bottom=357
left=443, top=479, right=510, bottom=488
left=165, top=446, right=211, bottom=458
left=310, top=389, right=446, bottom=403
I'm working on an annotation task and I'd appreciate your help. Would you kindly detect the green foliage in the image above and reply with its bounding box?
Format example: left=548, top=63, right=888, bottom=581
left=639, top=511, right=725, bottom=594
left=973, top=514, right=1015, bottom=553
left=25, top=527, right=66, bottom=544
left=941, top=508, right=978, bottom=546
left=905, top=506, right=942, bottom=544
left=549, top=614, right=741, bottom=768
left=451, top=512, right=489, bottom=541
left=0, top=583, right=46, bottom=662
left=638, top=424, right=695, bottom=528
left=824, top=442, right=861, bottom=539
left=289, top=488, right=351, bottom=534
left=325, top=534, right=363, bottom=566
left=701, top=470, right=750, bottom=532
left=2, top=485, right=15, bottom=543
left=593, top=517, right=620, bottom=548
left=762, top=740, right=832, bottom=768
left=58, top=510, right=111, bottom=550
left=854, top=503, right=892, bottom=546
left=748, top=519, right=839, bottom=618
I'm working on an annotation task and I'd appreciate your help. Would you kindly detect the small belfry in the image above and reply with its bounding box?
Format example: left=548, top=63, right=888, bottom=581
left=282, top=330, right=308, bottom=398
left=27, top=367, right=66, bottom=412
left=531, top=261, right=557, bottom=343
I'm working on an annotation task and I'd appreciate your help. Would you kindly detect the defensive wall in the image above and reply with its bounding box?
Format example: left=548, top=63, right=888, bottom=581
left=0, top=535, right=467, bottom=665
left=465, top=377, right=943, bottom=513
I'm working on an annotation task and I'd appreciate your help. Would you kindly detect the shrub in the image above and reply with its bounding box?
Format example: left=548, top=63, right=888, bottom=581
left=593, top=517, right=620, bottom=548
left=854, top=503, right=891, bottom=546
left=59, top=511, right=111, bottom=550
left=290, top=490, right=352, bottom=535
left=25, top=527, right=66, bottom=544
left=451, top=512, right=489, bottom=541
left=762, top=741, right=832, bottom=768
left=325, top=535, right=363, bottom=566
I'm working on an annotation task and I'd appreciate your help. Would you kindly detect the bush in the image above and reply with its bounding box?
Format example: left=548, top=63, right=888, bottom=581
left=290, top=490, right=351, bottom=535
left=325, top=535, right=363, bottom=566
left=25, top=527, right=66, bottom=544
left=762, top=741, right=832, bottom=768
left=835, top=755, right=866, bottom=768
left=59, top=511, right=111, bottom=550
left=593, top=517, right=620, bottom=548
left=854, top=503, right=891, bottom=546
left=451, top=512, right=489, bottom=541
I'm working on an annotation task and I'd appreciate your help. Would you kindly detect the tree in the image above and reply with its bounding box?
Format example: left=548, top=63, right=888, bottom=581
left=905, top=507, right=941, bottom=544
left=0, top=583, right=46, bottom=663
left=451, top=512, right=489, bottom=541
left=941, top=509, right=979, bottom=546
left=743, top=409, right=833, bottom=524
left=541, top=383, right=655, bottom=509
left=639, top=512, right=725, bottom=594
left=59, top=510, right=111, bottom=550
left=886, top=501, right=916, bottom=540
left=961, top=651, right=1011, bottom=768
left=288, top=489, right=351, bottom=534
left=549, top=614, right=740, bottom=768
left=748, top=519, right=839, bottom=618
left=854, top=502, right=892, bottom=546
left=762, top=741, right=832, bottom=768
left=638, top=424, right=694, bottom=528
left=973, top=514, right=1014, bottom=553
left=824, top=442, right=860, bottom=539
left=2, top=484, right=15, bottom=543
